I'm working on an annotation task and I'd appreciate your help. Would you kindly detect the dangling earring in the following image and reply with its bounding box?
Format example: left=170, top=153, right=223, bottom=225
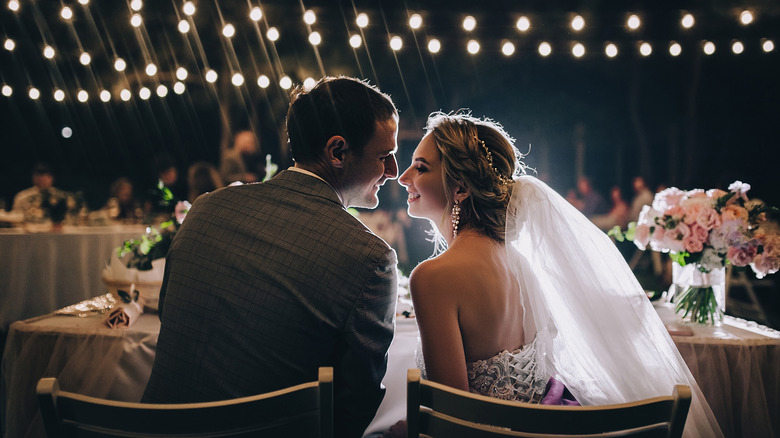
left=451, top=199, right=461, bottom=239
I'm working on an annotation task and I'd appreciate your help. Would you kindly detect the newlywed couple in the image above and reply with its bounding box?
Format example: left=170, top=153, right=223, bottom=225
left=144, top=76, right=722, bottom=438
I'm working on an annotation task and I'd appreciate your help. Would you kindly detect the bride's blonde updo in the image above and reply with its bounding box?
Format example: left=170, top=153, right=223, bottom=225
left=425, top=111, right=527, bottom=244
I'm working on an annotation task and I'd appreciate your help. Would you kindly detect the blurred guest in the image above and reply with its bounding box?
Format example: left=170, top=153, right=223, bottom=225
left=574, top=175, right=609, bottom=218
left=591, top=185, right=629, bottom=231
left=187, top=161, right=224, bottom=203
left=629, top=176, right=654, bottom=222
left=104, top=177, right=141, bottom=222
left=220, top=130, right=263, bottom=184
left=145, top=153, right=185, bottom=221
left=11, top=162, right=72, bottom=222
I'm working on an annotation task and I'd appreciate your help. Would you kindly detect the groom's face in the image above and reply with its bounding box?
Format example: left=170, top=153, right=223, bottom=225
left=340, top=117, right=399, bottom=208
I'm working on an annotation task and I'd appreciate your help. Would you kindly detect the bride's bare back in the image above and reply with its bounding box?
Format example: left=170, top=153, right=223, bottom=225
left=410, top=228, right=526, bottom=391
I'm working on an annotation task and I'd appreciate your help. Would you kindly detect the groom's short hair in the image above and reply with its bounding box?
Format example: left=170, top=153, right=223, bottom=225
left=286, top=76, right=397, bottom=164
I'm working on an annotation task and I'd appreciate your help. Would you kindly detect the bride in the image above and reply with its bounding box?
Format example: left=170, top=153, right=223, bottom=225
left=395, top=111, right=723, bottom=437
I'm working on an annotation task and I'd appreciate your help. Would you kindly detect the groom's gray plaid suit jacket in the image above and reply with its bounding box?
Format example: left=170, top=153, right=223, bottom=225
left=143, top=170, right=398, bottom=438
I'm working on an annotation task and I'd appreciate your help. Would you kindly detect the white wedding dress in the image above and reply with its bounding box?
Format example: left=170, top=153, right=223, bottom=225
left=416, top=176, right=723, bottom=437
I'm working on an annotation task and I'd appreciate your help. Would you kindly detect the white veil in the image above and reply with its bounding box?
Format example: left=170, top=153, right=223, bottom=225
left=507, top=175, right=723, bottom=438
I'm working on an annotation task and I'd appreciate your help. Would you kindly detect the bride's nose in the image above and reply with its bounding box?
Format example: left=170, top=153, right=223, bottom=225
left=398, top=166, right=412, bottom=187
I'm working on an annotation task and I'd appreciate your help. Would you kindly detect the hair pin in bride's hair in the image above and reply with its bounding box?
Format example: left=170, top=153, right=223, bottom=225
left=475, top=136, right=511, bottom=186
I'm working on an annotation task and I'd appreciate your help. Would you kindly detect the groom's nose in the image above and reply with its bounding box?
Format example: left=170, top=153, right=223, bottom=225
left=384, top=154, right=398, bottom=180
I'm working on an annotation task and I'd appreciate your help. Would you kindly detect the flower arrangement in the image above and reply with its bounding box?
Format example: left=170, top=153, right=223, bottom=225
left=612, top=181, right=778, bottom=324
left=627, top=181, right=778, bottom=278
left=117, top=200, right=190, bottom=270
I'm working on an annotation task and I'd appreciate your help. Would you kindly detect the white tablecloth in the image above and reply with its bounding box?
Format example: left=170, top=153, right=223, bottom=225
left=2, top=304, right=778, bottom=438
left=0, top=225, right=144, bottom=332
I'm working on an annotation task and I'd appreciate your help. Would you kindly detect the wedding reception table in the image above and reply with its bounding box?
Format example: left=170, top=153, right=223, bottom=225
left=2, top=303, right=777, bottom=438
left=0, top=225, right=144, bottom=332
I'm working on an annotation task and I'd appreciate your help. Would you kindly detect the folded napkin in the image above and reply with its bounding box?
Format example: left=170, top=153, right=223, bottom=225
left=104, top=300, right=144, bottom=328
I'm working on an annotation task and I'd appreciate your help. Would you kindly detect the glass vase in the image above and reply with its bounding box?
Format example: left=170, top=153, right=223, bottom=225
left=669, top=262, right=726, bottom=326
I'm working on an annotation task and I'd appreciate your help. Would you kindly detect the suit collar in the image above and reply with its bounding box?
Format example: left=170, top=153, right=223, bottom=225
left=272, top=170, right=343, bottom=207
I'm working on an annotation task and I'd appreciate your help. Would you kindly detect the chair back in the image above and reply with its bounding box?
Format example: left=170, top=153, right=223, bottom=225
left=406, top=368, right=691, bottom=438
left=37, top=367, right=333, bottom=438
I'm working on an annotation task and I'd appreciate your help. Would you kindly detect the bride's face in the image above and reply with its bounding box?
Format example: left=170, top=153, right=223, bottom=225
left=399, top=133, right=449, bottom=225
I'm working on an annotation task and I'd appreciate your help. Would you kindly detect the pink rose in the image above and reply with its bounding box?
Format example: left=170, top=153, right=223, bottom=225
left=689, top=223, right=709, bottom=242
left=707, top=189, right=728, bottom=200
left=727, top=245, right=758, bottom=267
left=683, top=235, right=704, bottom=253
left=664, top=205, right=685, bottom=220
left=695, top=207, right=721, bottom=230
left=633, top=224, right=651, bottom=250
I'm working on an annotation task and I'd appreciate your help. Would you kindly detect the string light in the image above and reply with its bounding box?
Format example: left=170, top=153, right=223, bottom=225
left=626, top=14, right=640, bottom=30
left=257, top=75, right=270, bottom=88
left=740, top=10, right=753, bottom=25
left=100, top=89, right=111, bottom=101
left=669, top=42, right=682, bottom=56
left=732, top=41, right=744, bottom=54
left=178, top=20, right=190, bottom=33
left=145, top=63, right=157, bottom=76
left=267, top=27, right=279, bottom=41
left=349, top=34, right=362, bottom=48
left=43, top=45, right=55, bottom=59
left=176, top=67, right=188, bottom=80
left=231, top=73, right=244, bottom=86
left=516, top=16, right=530, bottom=32
left=409, top=14, right=422, bottom=30
left=605, top=43, right=618, bottom=57
left=182, top=1, right=195, bottom=16
left=28, top=87, right=40, bottom=100
left=572, top=42, right=585, bottom=57
left=762, top=39, right=774, bottom=53
left=279, top=75, right=292, bottom=89
left=427, top=38, right=441, bottom=53
left=156, top=84, right=168, bottom=97
left=120, top=89, right=131, bottom=101
left=639, top=42, right=652, bottom=56
left=3, top=38, right=14, bottom=51
left=467, top=40, right=480, bottom=54
left=173, top=82, right=185, bottom=94
left=114, top=58, right=127, bottom=72
left=462, top=16, right=476, bottom=31
left=1, top=85, right=11, bottom=96
left=79, top=52, right=91, bottom=65
left=77, top=89, right=88, bottom=102
left=139, top=87, right=151, bottom=100
left=249, top=7, right=262, bottom=21
left=78, top=0, right=89, bottom=5
left=538, top=42, right=552, bottom=57
left=681, top=13, right=695, bottom=29
left=390, top=36, right=402, bottom=51
left=571, top=15, right=585, bottom=31
left=308, top=31, right=321, bottom=46
left=303, top=10, right=316, bottom=25
left=61, top=127, right=72, bottom=138
left=222, top=24, right=235, bottom=38
left=703, top=41, right=716, bottom=55
left=501, top=41, right=515, bottom=56
left=303, top=77, right=316, bottom=90
left=205, top=69, right=218, bottom=83
left=356, top=13, right=368, bottom=28
left=53, top=89, right=65, bottom=101
left=8, top=0, right=20, bottom=12
left=60, top=7, right=73, bottom=20
left=130, top=13, right=142, bottom=27
left=130, top=0, right=142, bottom=12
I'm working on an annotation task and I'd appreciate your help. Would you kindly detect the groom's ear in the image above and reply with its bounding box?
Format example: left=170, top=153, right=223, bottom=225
left=324, top=135, right=348, bottom=169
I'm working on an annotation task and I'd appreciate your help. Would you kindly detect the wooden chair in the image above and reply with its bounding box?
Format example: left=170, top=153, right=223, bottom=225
left=36, top=367, right=333, bottom=438
left=406, top=368, right=691, bottom=438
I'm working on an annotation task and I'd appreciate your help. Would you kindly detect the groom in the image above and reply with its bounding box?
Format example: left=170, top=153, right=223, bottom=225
left=143, top=76, right=400, bottom=438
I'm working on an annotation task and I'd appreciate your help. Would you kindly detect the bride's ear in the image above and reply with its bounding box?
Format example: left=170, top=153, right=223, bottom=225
left=452, top=182, right=470, bottom=204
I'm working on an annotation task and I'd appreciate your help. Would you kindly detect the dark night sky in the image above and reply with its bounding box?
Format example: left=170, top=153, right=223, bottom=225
left=1, top=0, right=779, bottom=210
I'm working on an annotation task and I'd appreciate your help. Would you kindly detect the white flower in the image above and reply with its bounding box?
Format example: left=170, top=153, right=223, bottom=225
left=699, top=248, right=724, bottom=271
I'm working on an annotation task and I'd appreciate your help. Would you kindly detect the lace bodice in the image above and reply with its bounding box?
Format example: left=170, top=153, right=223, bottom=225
left=416, top=337, right=548, bottom=404
left=466, top=338, right=548, bottom=403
